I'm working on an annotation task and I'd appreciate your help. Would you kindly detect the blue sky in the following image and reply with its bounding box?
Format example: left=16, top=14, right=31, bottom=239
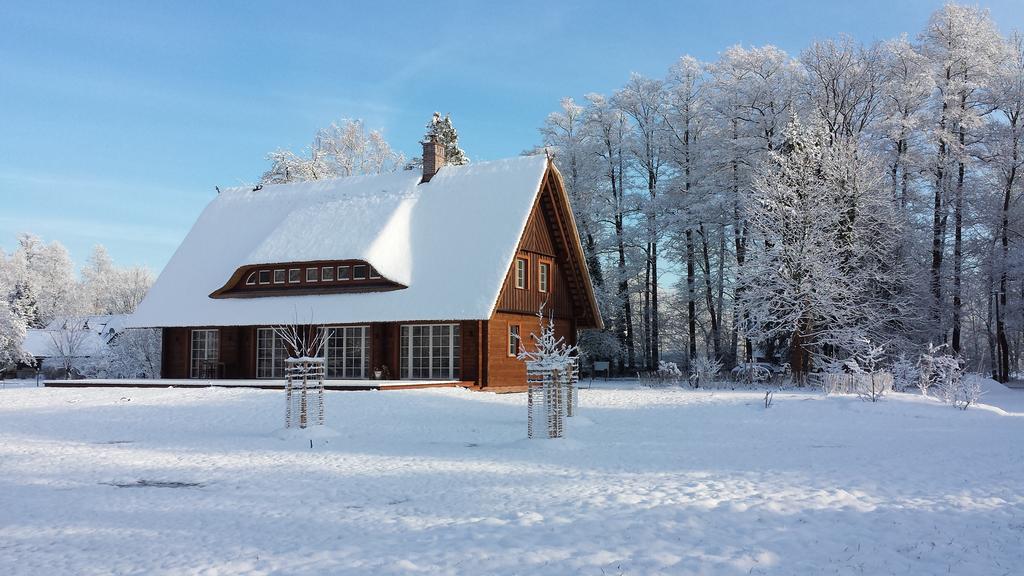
left=2, top=0, right=1022, bottom=272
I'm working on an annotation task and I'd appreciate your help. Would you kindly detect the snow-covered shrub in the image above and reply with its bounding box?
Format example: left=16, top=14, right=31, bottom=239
left=689, top=356, right=723, bottom=388
left=657, top=360, right=682, bottom=385
left=917, top=344, right=961, bottom=398
left=851, top=341, right=890, bottom=402
left=731, top=362, right=771, bottom=386
left=106, top=328, right=161, bottom=378
left=941, top=376, right=983, bottom=410
left=890, top=354, right=919, bottom=392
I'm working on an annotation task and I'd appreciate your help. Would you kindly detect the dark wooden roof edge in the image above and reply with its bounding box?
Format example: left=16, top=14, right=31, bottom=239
left=208, top=259, right=399, bottom=299
left=545, top=162, right=604, bottom=330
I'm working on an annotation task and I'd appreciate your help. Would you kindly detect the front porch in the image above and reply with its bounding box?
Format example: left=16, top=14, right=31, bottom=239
left=43, top=378, right=470, bottom=391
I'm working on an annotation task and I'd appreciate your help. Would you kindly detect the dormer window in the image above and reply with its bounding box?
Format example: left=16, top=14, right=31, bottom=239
left=212, top=259, right=404, bottom=298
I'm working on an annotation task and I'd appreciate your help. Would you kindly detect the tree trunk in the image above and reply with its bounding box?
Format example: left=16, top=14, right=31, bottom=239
left=686, top=229, right=697, bottom=363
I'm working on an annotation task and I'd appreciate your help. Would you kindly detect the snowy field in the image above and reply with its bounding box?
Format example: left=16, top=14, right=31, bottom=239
left=1, top=380, right=1022, bottom=575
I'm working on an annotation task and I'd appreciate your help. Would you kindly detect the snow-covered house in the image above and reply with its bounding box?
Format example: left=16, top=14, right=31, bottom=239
left=17, top=315, right=128, bottom=377
left=128, top=136, right=602, bottom=389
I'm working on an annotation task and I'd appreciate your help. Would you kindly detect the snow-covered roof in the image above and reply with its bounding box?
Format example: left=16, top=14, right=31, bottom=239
left=128, top=155, right=552, bottom=327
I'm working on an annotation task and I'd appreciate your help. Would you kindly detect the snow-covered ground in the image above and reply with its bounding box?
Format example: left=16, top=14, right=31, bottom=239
left=1, top=380, right=1022, bottom=575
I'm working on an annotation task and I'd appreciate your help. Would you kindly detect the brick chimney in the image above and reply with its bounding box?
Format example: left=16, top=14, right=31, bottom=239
left=421, top=133, right=446, bottom=183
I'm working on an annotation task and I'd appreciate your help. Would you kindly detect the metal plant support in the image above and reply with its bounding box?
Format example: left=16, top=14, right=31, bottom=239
left=285, top=357, right=326, bottom=429
left=527, top=361, right=571, bottom=439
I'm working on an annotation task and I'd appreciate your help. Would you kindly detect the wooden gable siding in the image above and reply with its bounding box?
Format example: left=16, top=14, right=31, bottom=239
left=518, top=207, right=556, bottom=256
left=494, top=181, right=575, bottom=319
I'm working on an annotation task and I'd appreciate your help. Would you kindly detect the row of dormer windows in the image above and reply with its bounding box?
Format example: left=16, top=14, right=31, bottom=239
left=245, top=264, right=381, bottom=287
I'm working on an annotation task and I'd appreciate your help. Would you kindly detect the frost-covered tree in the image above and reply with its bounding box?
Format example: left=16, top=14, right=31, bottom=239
left=425, top=112, right=469, bottom=166
left=740, top=119, right=903, bottom=373
left=261, top=119, right=406, bottom=184
left=81, top=245, right=154, bottom=315
left=106, top=328, right=161, bottom=378
left=12, top=234, right=82, bottom=327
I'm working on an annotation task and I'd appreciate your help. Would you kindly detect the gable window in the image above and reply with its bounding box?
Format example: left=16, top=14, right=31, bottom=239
left=353, top=265, right=367, bottom=280
left=256, top=328, right=288, bottom=378
left=258, top=270, right=271, bottom=285
left=273, top=269, right=285, bottom=284
left=322, top=266, right=334, bottom=281
left=508, top=324, right=520, bottom=357
left=337, top=266, right=350, bottom=280
left=515, top=258, right=528, bottom=289
left=323, top=326, right=369, bottom=379
left=400, top=324, right=460, bottom=380
left=190, top=329, right=219, bottom=378
left=288, top=268, right=301, bottom=283
left=245, top=272, right=257, bottom=286
left=306, top=267, right=318, bottom=282
left=538, top=262, right=550, bottom=293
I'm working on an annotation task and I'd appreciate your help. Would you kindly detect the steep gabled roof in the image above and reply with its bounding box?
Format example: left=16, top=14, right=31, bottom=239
left=129, top=155, right=554, bottom=327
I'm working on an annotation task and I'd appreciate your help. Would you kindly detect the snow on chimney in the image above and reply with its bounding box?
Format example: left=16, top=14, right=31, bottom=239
left=421, top=133, right=446, bottom=183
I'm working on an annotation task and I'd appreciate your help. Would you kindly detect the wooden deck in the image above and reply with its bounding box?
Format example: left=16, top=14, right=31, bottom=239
left=43, top=378, right=470, bottom=392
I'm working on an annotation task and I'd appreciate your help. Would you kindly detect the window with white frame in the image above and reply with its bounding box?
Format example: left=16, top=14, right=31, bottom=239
left=399, top=324, right=460, bottom=380
left=322, top=266, right=334, bottom=281
left=258, top=270, right=271, bottom=284
left=353, top=264, right=367, bottom=280
left=515, top=258, right=528, bottom=289
left=256, top=328, right=288, bottom=378
left=508, top=324, right=520, bottom=356
left=306, top=267, right=318, bottom=282
left=538, top=262, right=550, bottom=292
left=323, top=326, right=369, bottom=379
left=245, top=272, right=257, bottom=286
left=273, top=269, right=285, bottom=284
left=190, top=329, right=219, bottom=378
left=288, top=268, right=301, bottom=283
left=337, top=265, right=350, bottom=280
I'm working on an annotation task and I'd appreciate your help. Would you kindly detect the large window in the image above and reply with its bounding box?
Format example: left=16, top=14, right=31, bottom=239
left=190, top=329, right=219, bottom=378
left=400, top=324, right=460, bottom=380
left=256, top=328, right=288, bottom=378
left=324, top=326, right=369, bottom=379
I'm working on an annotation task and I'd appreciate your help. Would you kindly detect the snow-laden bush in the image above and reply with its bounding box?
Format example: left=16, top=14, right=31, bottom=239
left=850, top=341, right=889, bottom=402
left=941, top=376, right=983, bottom=410
left=657, top=361, right=682, bottom=385
left=890, top=353, right=919, bottom=392
left=917, top=344, right=961, bottom=398
left=689, top=356, right=723, bottom=388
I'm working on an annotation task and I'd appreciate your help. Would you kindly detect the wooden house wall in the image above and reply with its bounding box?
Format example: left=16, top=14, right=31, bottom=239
left=484, top=312, right=575, bottom=388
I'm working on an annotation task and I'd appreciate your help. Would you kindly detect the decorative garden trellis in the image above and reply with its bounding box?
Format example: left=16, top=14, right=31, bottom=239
left=285, top=357, right=325, bottom=429
left=526, top=361, right=571, bottom=439
left=275, top=321, right=329, bottom=430
left=520, top=306, right=579, bottom=439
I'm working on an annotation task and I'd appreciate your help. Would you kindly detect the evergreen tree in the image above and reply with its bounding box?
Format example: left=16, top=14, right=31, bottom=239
left=426, top=112, right=469, bottom=166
